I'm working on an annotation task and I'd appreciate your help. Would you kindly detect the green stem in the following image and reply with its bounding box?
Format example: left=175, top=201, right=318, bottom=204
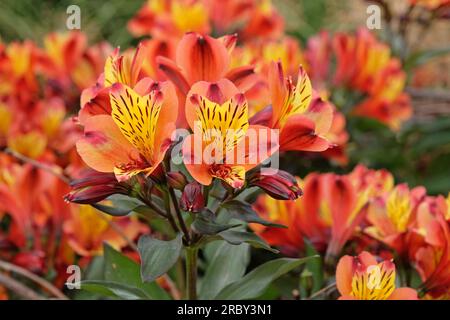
left=203, top=184, right=210, bottom=206
left=169, top=186, right=191, bottom=244
left=185, top=246, right=198, bottom=300
left=162, top=189, right=180, bottom=234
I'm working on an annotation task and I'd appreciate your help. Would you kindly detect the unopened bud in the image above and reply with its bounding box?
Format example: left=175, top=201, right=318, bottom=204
left=249, top=169, right=303, bottom=200
left=166, top=171, right=188, bottom=190
left=180, top=182, right=204, bottom=212
left=65, top=170, right=128, bottom=204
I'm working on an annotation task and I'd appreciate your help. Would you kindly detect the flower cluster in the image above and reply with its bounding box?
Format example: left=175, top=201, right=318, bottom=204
left=253, top=164, right=450, bottom=299
left=128, top=0, right=284, bottom=41
left=0, top=31, right=108, bottom=161
left=0, top=32, right=148, bottom=296
left=0, top=0, right=447, bottom=302
left=304, top=29, right=413, bottom=130
left=76, top=31, right=334, bottom=188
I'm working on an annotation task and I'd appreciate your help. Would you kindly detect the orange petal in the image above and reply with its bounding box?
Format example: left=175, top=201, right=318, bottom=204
left=357, top=251, right=378, bottom=268
left=279, top=115, right=330, bottom=152
left=329, top=175, right=357, bottom=228
left=151, top=81, right=179, bottom=163
left=157, top=56, right=190, bottom=95
left=185, top=79, right=239, bottom=130
left=305, top=96, right=334, bottom=136
left=176, top=33, right=229, bottom=84
left=76, top=115, right=137, bottom=173
left=182, top=134, right=213, bottom=186
left=268, top=61, right=287, bottom=127
left=233, top=125, right=279, bottom=170
left=225, top=65, right=259, bottom=93
left=336, top=255, right=356, bottom=296
left=79, top=86, right=111, bottom=124
left=388, top=288, right=418, bottom=300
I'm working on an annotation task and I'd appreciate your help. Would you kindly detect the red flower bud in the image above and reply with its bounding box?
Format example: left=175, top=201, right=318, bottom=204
left=166, top=171, right=188, bottom=190
left=180, top=182, right=204, bottom=212
left=65, top=170, right=128, bottom=204
left=249, top=169, right=303, bottom=200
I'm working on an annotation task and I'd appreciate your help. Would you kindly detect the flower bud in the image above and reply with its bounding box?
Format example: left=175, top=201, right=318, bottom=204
left=65, top=170, right=128, bottom=204
left=166, top=171, right=188, bottom=190
left=180, top=182, right=204, bottom=212
left=249, top=169, right=303, bottom=200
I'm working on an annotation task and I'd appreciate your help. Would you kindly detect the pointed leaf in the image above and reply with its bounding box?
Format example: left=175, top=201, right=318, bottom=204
left=199, top=241, right=250, bottom=300
left=138, top=233, right=183, bottom=283
left=218, top=230, right=279, bottom=253
left=80, top=280, right=148, bottom=299
left=221, top=200, right=286, bottom=228
left=191, top=209, right=240, bottom=235
left=103, top=244, right=170, bottom=299
left=93, top=195, right=147, bottom=216
left=215, top=256, right=318, bottom=300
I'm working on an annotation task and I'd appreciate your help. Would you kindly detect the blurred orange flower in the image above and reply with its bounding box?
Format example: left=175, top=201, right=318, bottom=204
left=336, top=251, right=418, bottom=300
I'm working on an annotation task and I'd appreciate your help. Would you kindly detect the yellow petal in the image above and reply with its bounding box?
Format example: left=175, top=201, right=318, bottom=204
left=110, top=84, right=162, bottom=162
left=193, top=94, right=249, bottom=156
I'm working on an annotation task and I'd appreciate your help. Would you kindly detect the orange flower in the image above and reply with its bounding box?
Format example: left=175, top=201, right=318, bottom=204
left=128, top=0, right=285, bottom=41
left=250, top=62, right=332, bottom=153
left=78, top=43, right=147, bottom=124
left=251, top=195, right=305, bottom=256
left=76, top=80, right=178, bottom=182
left=305, top=28, right=412, bottom=130
left=353, top=94, right=412, bottom=131
left=412, top=196, right=450, bottom=298
left=63, top=203, right=148, bottom=257
left=253, top=172, right=369, bottom=257
left=158, top=33, right=260, bottom=127
left=336, top=251, right=418, bottom=300
left=182, top=80, right=278, bottom=188
left=239, top=0, right=284, bottom=41
left=364, top=184, right=426, bottom=255
left=349, top=164, right=394, bottom=197
left=128, top=0, right=210, bottom=39
left=77, top=42, right=179, bottom=182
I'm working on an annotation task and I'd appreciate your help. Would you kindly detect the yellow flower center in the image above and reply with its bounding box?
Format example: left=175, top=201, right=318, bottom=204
left=351, top=262, right=396, bottom=300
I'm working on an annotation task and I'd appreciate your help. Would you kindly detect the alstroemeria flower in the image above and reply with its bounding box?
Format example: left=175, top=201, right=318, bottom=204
left=77, top=80, right=178, bottom=182
left=63, top=203, right=148, bottom=257
left=239, top=0, right=284, bottom=41
left=250, top=61, right=332, bottom=153
left=128, top=0, right=210, bottom=38
left=252, top=170, right=369, bottom=258
left=364, top=184, right=426, bottom=255
left=157, top=32, right=258, bottom=126
left=78, top=43, right=147, bottom=124
left=336, top=251, right=418, bottom=300
left=182, top=80, right=278, bottom=189
left=412, top=197, right=450, bottom=298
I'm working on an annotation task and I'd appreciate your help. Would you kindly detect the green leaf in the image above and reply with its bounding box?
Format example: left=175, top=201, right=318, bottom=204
left=304, top=240, right=323, bottom=294
left=215, top=256, right=318, bottom=300
left=138, top=233, right=183, bottom=283
left=199, top=241, right=250, bottom=300
left=221, top=200, right=286, bottom=228
left=103, top=244, right=170, bottom=299
left=93, top=194, right=147, bottom=216
left=218, top=230, right=279, bottom=253
left=80, top=280, right=147, bottom=299
left=191, top=209, right=240, bottom=235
